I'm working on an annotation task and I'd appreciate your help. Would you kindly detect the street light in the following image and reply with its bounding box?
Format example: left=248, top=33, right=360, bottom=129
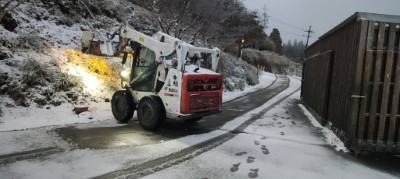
left=240, top=38, right=245, bottom=59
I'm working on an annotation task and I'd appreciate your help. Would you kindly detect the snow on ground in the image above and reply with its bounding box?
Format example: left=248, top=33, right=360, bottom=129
left=144, top=78, right=397, bottom=179
left=1, top=76, right=397, bottom=179
left=0, top=99, right=113, bottom=132
left=299, top=104, right=348, bottom=152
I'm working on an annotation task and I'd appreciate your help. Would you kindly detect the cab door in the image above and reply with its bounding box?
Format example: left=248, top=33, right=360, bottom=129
left=129, top=45, right=157, bottom=92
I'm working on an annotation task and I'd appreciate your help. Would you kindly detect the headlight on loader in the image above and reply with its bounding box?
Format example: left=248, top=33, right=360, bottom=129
left=120, top=70, right=129, bottom=78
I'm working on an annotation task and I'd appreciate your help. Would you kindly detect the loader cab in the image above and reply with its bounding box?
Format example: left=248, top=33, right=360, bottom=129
left=128, top=43, right=157, bottom=92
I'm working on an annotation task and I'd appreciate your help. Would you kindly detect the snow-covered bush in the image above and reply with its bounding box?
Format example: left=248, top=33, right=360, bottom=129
left=15, top=34, right=49, bottom=52
left=20, top=59, right=48, bottom=87
left=0, top=69, right=6, bottom=86
left=52, top=73, right=80, bottom=92
left=242, top=48, right=302, bottom=76
left=219, top=52, right=259, bottom=92
left=1, top=79, right=28, bottom=107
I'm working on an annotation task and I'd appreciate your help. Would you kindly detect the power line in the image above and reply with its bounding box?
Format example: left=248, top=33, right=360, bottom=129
left=279, top=29, right=304, bottom=37
left=269, top=16, right=306, bottom=32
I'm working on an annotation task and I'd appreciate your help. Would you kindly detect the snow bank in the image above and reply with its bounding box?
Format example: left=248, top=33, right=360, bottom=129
left=299, top=104, right=348, bottom=152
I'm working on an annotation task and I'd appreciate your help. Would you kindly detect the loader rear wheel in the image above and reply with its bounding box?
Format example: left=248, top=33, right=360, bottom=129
left=137, top=96, right=165, bottom=130
left=111, top=90, right=135, bottom=123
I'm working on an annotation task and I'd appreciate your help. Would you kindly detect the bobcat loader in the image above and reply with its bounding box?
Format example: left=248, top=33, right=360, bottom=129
left=82, top=25, right=223, bottom=130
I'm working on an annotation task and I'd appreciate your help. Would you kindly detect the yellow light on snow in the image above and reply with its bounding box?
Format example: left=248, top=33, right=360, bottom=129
left=67, top=66, right=101, bottom=92
left=50, top=49, right=121, bottom=94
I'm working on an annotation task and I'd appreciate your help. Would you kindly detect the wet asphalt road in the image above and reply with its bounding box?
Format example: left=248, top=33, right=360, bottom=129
left=56, top=76, right=289, bottom=150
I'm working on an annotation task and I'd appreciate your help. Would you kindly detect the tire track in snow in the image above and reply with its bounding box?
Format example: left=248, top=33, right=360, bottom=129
left=0, top=147, right=63, bottom=164
left=95, top=77, right=300, bottom=179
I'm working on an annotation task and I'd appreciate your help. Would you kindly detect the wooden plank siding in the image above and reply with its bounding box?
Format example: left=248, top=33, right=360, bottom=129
left=357, top=21, right=375, bottom=140
left=377, top=24, right=396, bottom=143
left=388, top=26, right=400, bottom=143
left=324, top=19, right=359, bottom=143
left=367, top=23, right=386, bottom=141
left=349, top=20, right=367, bottom=144
left=302, top=51, right=333, bottom=122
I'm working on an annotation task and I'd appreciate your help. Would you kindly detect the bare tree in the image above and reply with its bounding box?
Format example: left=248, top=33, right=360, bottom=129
left=138, top=0, right=197, bottom=39
left=0, top=0, right=21, bottom=21
left=129, top=0, right=267, bottom=49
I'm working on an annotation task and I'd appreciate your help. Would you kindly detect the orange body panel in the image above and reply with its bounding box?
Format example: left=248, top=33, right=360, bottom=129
left=181, top=74, right=223, bottom=114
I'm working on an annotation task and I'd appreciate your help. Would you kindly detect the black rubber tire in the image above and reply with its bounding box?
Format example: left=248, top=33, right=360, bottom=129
left=111, top=90, right=135, bottom=123
left=185, top=117, right=203, bottom=123
left=137, top=96, right=165, bottom=130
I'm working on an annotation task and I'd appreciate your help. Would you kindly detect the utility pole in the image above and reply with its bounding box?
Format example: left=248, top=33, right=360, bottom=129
left=304, top=26, right=314, bottom=47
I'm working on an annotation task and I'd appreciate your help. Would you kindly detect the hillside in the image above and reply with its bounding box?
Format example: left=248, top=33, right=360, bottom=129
left=0, top=0, right=298, bottom=115
left=242, top=48, right=302, bottom=76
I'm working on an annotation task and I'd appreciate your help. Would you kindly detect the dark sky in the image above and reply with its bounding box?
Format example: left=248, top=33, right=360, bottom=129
left=242, top=0, right=400, bottom=45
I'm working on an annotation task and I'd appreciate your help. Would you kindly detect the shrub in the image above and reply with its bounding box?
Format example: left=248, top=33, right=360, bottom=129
left=53, top=73, right=79, bottom=92
left=20, top=59, right=48, bottom=87
left=6, top=80, right=29, bottom=107
left=14, top=34, right=48, bottom=52
left=0, top=71, right=7, bottom=87
left=219, top=52, right=259, bottom=91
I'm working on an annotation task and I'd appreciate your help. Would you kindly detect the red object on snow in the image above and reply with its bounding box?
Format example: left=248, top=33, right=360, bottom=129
left=73, top=106, right=89, bottom=114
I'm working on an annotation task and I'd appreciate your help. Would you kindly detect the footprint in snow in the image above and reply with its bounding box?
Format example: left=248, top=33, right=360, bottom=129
left=292, top=121, right=297, bottom=125
left=235, top=152, right=247, bottom=156
left=261, top=136, right=267, bottom=140
left=248, top=168, right=259, bottom=178
left=280, top=132, right=285, bottom=135
left=254, top=140, right=260, bottom=145
left=277, top=122, right=282, bottom=125
left=273, top=117, right=278, bottom=121
left=261, top=145, right=270, bottom=155
left=247, top=156, right=255, bottom=163
left=279, top=125, right=286, bottom=128
left=230, top=162, right=241, bottom=172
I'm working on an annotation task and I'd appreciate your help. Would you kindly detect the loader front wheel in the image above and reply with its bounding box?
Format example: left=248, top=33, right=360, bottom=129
left=111, top=90, right=135, bottom=123
left=137, top=96, right=165, bottom=130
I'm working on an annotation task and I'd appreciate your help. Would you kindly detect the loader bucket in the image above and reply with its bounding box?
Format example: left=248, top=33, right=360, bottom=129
left=81, top=31, right=115, bottom=56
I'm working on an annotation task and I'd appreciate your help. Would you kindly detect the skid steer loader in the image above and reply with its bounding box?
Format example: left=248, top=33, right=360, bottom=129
left=81, top=25, right=223, bottom=130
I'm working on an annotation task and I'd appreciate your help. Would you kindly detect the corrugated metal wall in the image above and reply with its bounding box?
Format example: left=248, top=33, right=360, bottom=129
left=301, top=51, right=333, bottom=123
left=303, top=18, right=361, bottom=144
left=302, top=13, right=400, bottom=153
